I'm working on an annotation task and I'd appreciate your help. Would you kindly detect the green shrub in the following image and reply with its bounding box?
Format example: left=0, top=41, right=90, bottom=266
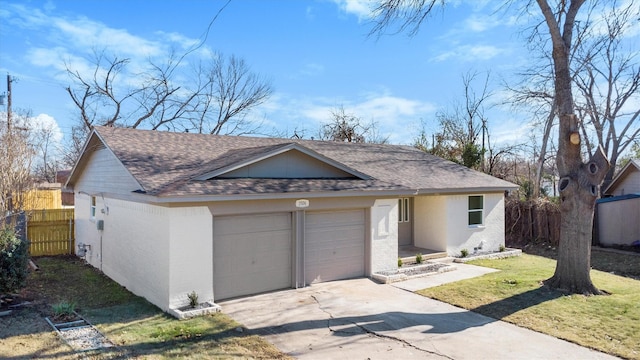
left=415, top=253, right=423, bottom=264
left=52, top=301, right=76, bottom=318
left=397, top=257, right=403, bottom=268
left=499, top=244, right=506, bottom=252
left=187, top=291, right=199, bottom=308
left=460, top=249, right=469, bottom=258
left=0, top=226, right=29, bottom=294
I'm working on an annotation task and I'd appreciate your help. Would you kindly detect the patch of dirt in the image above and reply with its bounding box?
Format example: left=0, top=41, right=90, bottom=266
left=0, top=294, right=33, bottom=312
left=50, top=312, right=81, bottom=323
left=599, top=244, right=640, bottom=254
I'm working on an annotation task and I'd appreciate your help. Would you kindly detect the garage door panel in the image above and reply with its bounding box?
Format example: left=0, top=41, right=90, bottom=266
left=213, top=213, right=292, bottom=300
left=306, top=211, right=364, bottom=227
left=214, top=213, right=291, bottom=235
left=305, top=209, right=365, bottom=284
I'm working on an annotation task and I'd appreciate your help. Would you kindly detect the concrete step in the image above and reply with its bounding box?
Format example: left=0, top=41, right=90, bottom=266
left=400, top=251, right=448, bottom=265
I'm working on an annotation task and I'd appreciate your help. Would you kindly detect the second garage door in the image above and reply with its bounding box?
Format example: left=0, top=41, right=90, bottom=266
left=305, top=209, right=365, bottom=284
left=213, top=213, right=292, bottom=300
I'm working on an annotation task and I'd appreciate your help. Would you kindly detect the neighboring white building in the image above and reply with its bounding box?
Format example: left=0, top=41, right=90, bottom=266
left=598, top=159, right=640, bottom=246
left=603, top=159, right=640, bottom=197
left=66, top=127, right=517, bottom=311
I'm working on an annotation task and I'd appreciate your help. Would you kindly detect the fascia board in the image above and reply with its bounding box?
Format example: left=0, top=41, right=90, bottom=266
left=125, top=186, right=515, bottom=205
left=127, top=189, right=413, bottom=204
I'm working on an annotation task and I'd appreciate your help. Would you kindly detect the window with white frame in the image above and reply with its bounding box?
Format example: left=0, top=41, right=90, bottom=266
left=468, top=195, right=484, bottom=226
left=90, top=196, right=97, bottom=219
left=398, top=198, right=410, bottom=223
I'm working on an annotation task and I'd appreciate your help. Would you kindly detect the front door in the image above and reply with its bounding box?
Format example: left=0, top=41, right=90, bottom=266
left=398, top=198, right=413, bottom=246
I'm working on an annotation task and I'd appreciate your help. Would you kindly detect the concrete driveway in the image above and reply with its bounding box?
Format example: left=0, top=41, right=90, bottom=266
left=220, top=277, right=617, bottom=360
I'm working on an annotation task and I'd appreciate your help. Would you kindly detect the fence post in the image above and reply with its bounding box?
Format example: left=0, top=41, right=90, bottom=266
left=68, top=216, right=73, bottom=255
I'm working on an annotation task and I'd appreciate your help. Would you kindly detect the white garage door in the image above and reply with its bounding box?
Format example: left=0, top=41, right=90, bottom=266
left=213, top=213, right=292, bottom=300
left=305, top=209, right=365, bottom=284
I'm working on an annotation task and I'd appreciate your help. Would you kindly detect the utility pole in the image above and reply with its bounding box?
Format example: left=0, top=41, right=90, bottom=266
left=7, top=73, right=12, bottom=132
left=481, top=118, right=486, bottom=173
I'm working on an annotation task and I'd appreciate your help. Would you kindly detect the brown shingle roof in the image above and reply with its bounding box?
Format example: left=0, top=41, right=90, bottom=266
left=93, top=126, right=517, bottom=197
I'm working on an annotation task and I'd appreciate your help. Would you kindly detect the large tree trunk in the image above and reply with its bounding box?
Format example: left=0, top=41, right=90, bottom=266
left=537, top=0, right=609, bottom=295
left=546, top=146, right=609, bottom=294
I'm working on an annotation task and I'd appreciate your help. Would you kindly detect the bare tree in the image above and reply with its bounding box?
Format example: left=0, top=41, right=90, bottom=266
left=61, top=125, right=90, bottom=170
left=190, top=54, right=273, bottom=135
left=505, top=76, right=557, bottom=197
left=505, top=14, right=560, bottom=199
left=320, top=106, right=389, bottom=144
left=572, top=1, right=640, bottom=193
left=530, top=0, right=608, bottom=294
left=508, top=1, right=639, bottom=198
left=65, top=51, right=192, bottom=130
left=371, top=0, right=609, bottom=294
left=0, top=114, right=35, bottom=214
left=414, top=71, right=491, bottom=169
left=30, top=122, right=61, bottom=183
left=65, top=51, right=272, bottom=136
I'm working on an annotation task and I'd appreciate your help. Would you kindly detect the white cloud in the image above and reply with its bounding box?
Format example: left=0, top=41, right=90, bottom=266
left=331, top=0, right=374, bottom=21
left=8, top=3, right=204, bottom=79
left=156, top=31, right=202, bottom=50
left=260, top=91, right=436, bottom=144
left=464, top=13, right=501, bottom=33
left=306, top=6, right=316, bottom=20
left=297, top=62, right=325, bottom=77
left=53, top=17, right=163, bottom=58
left=432, top=44, right=508, bottom=62
left=30, top=114, right=64, bottom=143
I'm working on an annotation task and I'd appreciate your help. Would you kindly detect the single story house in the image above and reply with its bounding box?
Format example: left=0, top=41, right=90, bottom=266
left=603, top=159, right=640, bottom=197
left=66, top=126, right=517, bottom=311
left=597, top=159, right=640, bottom=246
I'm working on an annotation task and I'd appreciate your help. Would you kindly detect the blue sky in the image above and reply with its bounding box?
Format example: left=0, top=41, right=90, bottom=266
left=0, top=0, right=541, bottom=148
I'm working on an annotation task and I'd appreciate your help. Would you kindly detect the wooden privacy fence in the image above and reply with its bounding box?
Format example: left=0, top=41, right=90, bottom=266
left=27, top=209, right=75, bottom=256
left=505, top=198, right=561, bottom=246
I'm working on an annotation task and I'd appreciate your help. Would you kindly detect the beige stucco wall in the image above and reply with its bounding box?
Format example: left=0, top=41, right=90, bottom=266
left=168, top=206, right=214, bottom=309
left=445, top=193, right=505, bottom=255
left=206, top=196, right=377, bottom=216
left=370, top=199, right=398, bottom=273
left=76, top=194, right=215, bottom=311
left=74, top=191, right=507, bottom=310
left=413, top=193, right=505, bottom=255
left=598, top=197, right=640, bottom=246
left=414, top=196, right=448, bottom=252
left=75, top=194, right=172, bottom=310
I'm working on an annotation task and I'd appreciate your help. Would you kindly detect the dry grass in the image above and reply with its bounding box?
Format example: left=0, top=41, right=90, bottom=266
left=418, top=254, right=640, bottom=359
left=0, top=256, right=290, bottom=359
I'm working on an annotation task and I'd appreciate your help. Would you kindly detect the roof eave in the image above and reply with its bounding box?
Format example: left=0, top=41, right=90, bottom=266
left=121, top=185, right=515, bottom=204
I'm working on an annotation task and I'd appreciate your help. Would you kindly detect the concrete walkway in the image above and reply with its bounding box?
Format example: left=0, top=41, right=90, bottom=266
left=391, top=262, right=499, bottom=292
left=220, top=266, right=617, bottom=359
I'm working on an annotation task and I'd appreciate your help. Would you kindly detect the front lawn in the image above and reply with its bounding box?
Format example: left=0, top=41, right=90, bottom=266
left=418, top=254, right=640, bottom=360
left=0, top=256, right=289, bottom=359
